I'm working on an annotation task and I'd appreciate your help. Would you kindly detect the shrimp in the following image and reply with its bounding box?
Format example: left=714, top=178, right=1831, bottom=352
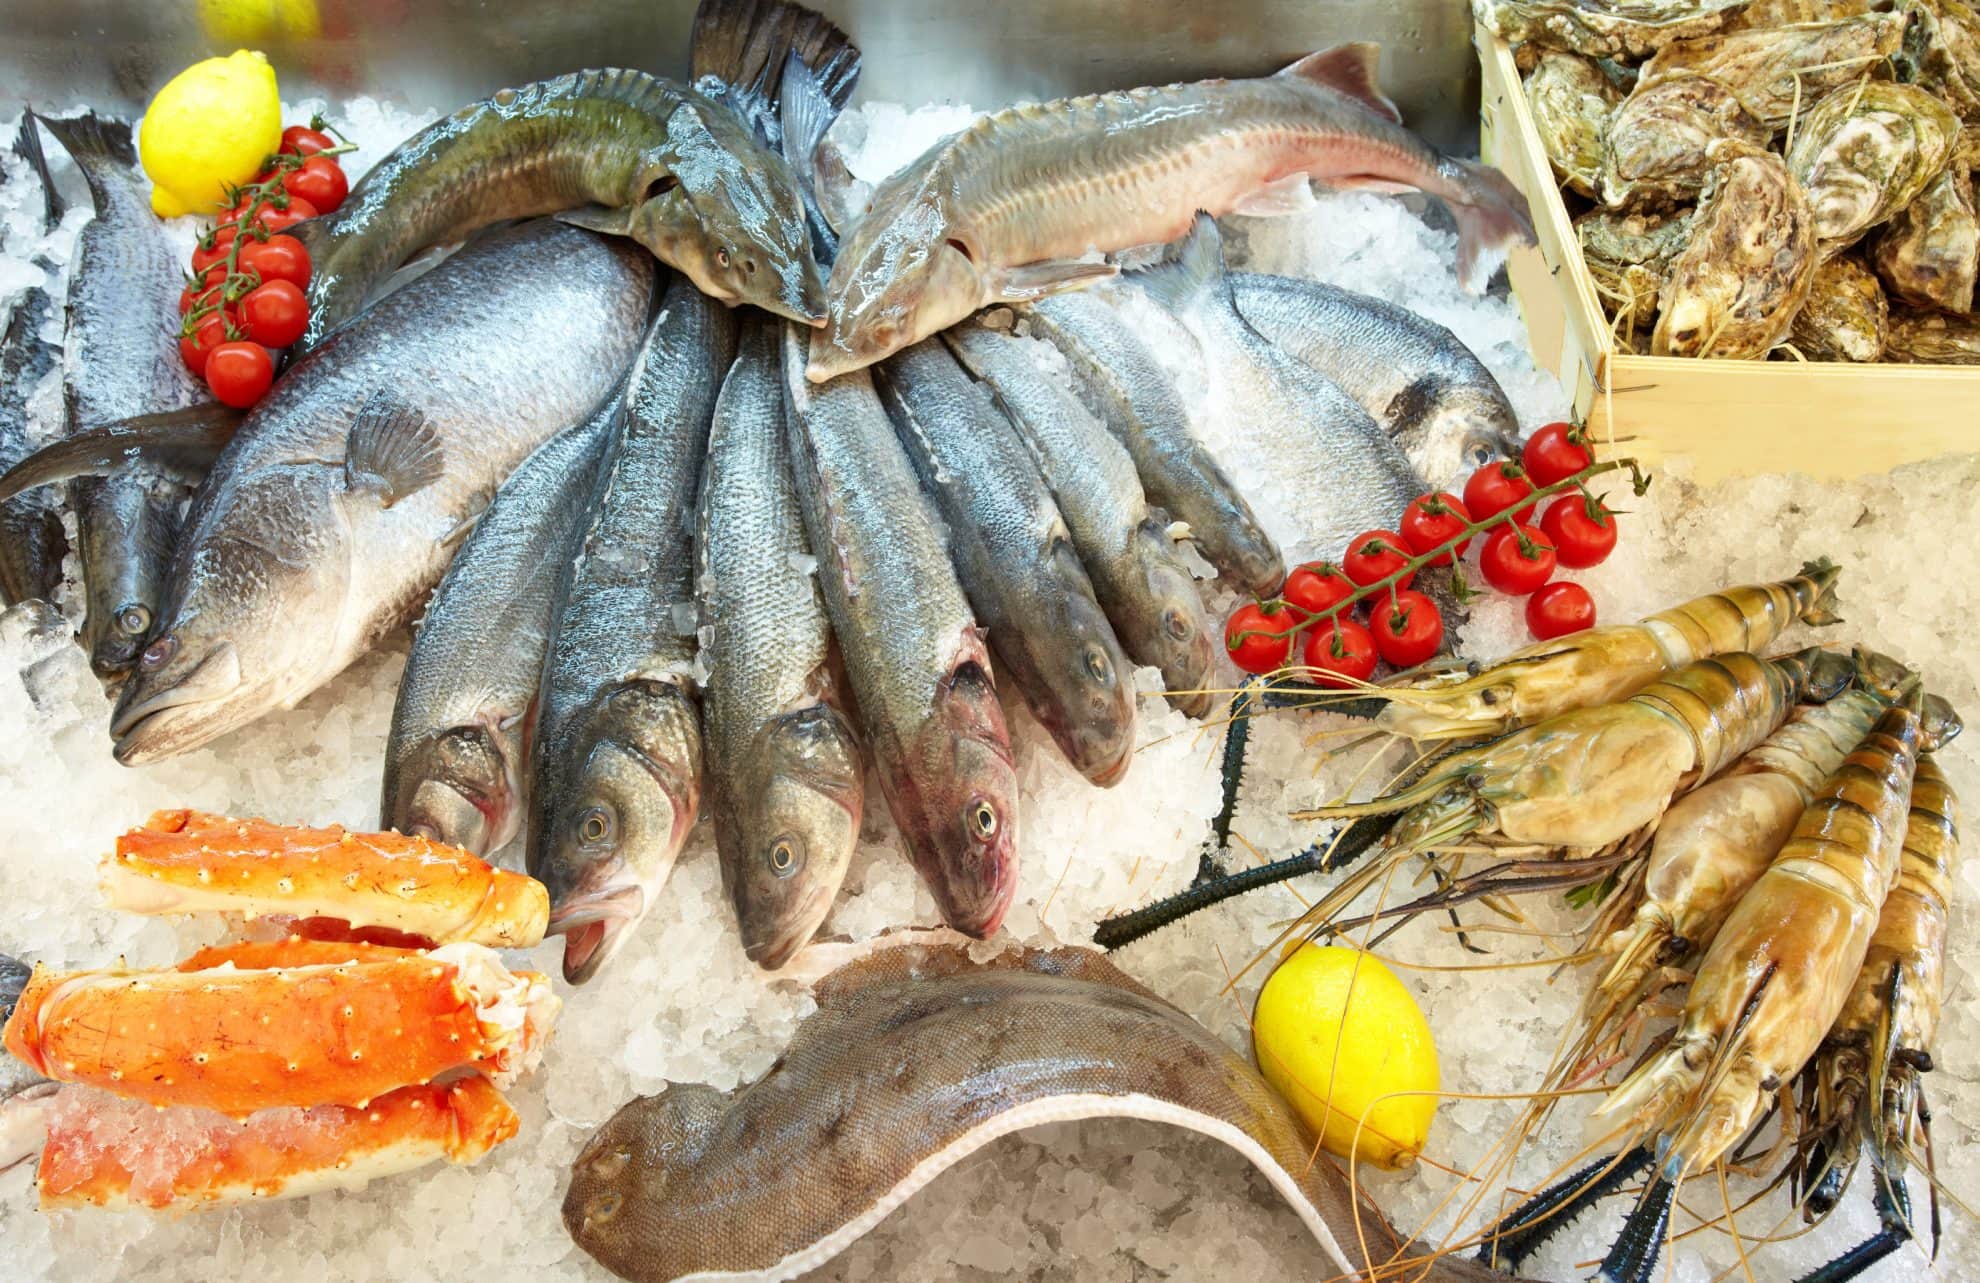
left=1373, top=561, right=1840, bottom=741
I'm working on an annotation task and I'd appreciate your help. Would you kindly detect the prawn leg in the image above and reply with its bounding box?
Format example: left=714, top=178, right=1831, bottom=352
left=1476, top=1145, right=1653, bottom=1270
left=1595, top=1172, right=1679, bottom=1283
left=1795, top=1167, right=1915, bottom=1283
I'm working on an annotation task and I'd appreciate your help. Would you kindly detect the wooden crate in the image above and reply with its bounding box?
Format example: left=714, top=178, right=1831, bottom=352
left=1474, top=22, right=1980, bottom=482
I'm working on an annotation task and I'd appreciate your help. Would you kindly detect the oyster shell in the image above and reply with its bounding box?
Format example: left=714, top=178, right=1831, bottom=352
left=1873, top=161, right=1978, bottom=311
left=1527, top=51, right=1626, bottom=195
left=1603, top=74, right=1771, bottom=205
left=1637, top=13, right=1906, bottom=127
left=1789, top=253, right=1889, bottom=359
left=1786, top=81, right=1962, bottom=252
left=1725, top=0, right=1877, bottom=29
left=1653, top=143, right=1818, bottom=357
left=1898, top=0, right=1980, bottom=124
left=1884, top=307, right=1980, bottom=360
left=1578, top=206, right=1698, bottom=335
left=1475, top=0, right=1755, bottom=59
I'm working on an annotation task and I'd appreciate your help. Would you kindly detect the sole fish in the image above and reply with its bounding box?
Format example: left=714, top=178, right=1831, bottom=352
left=780, top=322, right=1019, bottom=939
left=0, top=289, right=65, bottom=608
left=107, top=219, right=655, bottom=765
left=381, top=401, right=620, bottom=857
left=875, top=339, right=1137, bottom=784
left=530, top=274, right=735, bottom=984
left=1230, top=271, right=1523, bottom=487
left=807, top=42, right=1535, bottom=379
left=945, top=319, right=1214, bottom=720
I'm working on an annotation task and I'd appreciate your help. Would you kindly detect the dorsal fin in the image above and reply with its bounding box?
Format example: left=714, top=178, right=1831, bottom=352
left=1278, top=43, right=1401, bottom=124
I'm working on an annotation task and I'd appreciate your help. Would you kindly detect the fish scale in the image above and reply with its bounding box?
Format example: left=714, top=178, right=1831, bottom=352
left=0, top=289, right=64, bottom=607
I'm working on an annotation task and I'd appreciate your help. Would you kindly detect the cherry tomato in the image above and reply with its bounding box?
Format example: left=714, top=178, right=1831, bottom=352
left=1522, top=421, right=1594, bottom=487
left=282, top=156, right=349, bottom=214
left=1369, top=589, right=1444, bottom=668
left=1464, top=460, right=1536, bottom=522
left=178, top=314, right=230, bottom=377
left=1398, top=492, right=1472, bottom=566
left=1479, top=523, right=1557, bottom=596
left=1282, top=561, right=1356, bottom=617
left=281, top=124, right=336, bottom=157
left=228, top=194, right=320, bottom=234
left=239, top=279, right=309, bottom=348
left=189, top=226, right=237, bottom=274
left=1301, top=616, right=1378, bottom=689
left=1341, top=530, right=1415, bottom=590
left=237, top=234, right=312, bottom=290
left=1225, top=602, right=1293, bottom=675
left=204, top=341, right=275, bottom=408
left=1526, top=581, right=1596, bottom=640
left=1540, top=494, right=1618, bottom=569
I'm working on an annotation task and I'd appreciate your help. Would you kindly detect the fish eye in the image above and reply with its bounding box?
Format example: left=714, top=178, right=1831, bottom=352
left=1466, top=439, right=1496, bottom=469
left=768, top=838, right=800, bottom=877
left=716, top=248, right=731, bottom=269
left=116, top=605, right=152, bottom=637
left=1083, top=647, right=1110, bottom=682
left=587, top=1192, right=623, bottom=1224
left=139, top=634, right=177, bottom=670
left=1162, top=608, right=1194, bottom=641
left=968, top=800, right=998, bottom=840
left=578, top=807, right=615, bottom=845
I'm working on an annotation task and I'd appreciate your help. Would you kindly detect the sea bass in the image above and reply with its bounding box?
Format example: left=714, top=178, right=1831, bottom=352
left=698, top=318, right=864, bottom=969
left=1019, top=291, right=1282, bottom=596
left=0, top=289, right=65, bottom=608
left=806, top=42, right=1535, bottom=380
left=531, top=275, right=735, bottom=984
left=780, top=323, right=1019, bottom=938
left=1230, top=272, right=1522, bottom=487
left=875, top=340, right=1137, bottom=784
left=945, top=319, right=1214, bottom=720
left=109, top=220, right=655, bottom=764
left=381, top=402, right=619, bottom=857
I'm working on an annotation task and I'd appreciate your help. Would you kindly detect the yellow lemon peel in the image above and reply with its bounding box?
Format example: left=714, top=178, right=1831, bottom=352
left=139, top=50, right=284, bottom=218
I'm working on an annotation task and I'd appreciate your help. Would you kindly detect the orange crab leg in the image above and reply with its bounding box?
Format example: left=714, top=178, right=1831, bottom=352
left=33, top=1078, right=519, bottom=1210
left=173, top=936, right=423, bottom=971
left=102, top=810, right=549, bottom=949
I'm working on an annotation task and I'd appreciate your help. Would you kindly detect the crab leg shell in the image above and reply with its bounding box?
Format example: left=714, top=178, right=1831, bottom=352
left=104, top=810, right=549, bottom=949
left=34, top=1078, right=519, bottom=1211
left=173, top=936, right=425, bottom=971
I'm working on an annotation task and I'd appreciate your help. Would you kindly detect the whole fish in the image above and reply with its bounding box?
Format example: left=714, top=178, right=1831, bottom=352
left=531, top=275, right=735, bottom=984
left=698, top=318, right=863, bottom=969
left=381, top=402, right=620, bottom=857
left=34, top=112, right=204, bottom=686
left=1133, top=218, right=1427, bottom=563
left=1230, top=272, right=1522, bottom=487
left=780, top=323, right=1019, bottom=938
left=875, top=340, right=1137, bottom=784
left=1019, top=291, right=1282, bottom=597
left=0, top=289, right=65, bottom=607
left=806, top=42, right=1535, bottom=380
left=944, top=320, right=1214, bottom=720
left=109, top=220, right=655, bottom=764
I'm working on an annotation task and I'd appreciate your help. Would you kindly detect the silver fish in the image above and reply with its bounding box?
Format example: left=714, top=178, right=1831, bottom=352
left=875, top=339, right=1138, bottom=782
left=1020, top=291, right=1282, bottom=596
left=108, top=219, right=655, bottom=764
left=381, top=401, right=619, bottom=857
left=698, top=318, right=863, bottom=969
left=779, top=322, right=1019, bottom=939
left=0, top=288, right=65, bottom=608
left=943, top=320, right=1214, bottom=721
left=1229, top=272, right=1521, bottom=488
left=531, top=274, right=735, bottom=984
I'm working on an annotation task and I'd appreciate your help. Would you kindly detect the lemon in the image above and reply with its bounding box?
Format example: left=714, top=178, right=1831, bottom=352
left=1252, top=944, right=1439, bottom=1170
left=139, top=50, right=284, bottom=218
left=198, top=0, right=322, bottom=45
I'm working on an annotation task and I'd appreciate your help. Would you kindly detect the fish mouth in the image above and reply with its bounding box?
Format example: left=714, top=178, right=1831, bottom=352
left=548, top=883, right=646, bottom=986
left=109, top=641, right=244, bottom=765
left=740, top=881, right=830, bottom=972
left=1088, top=746, right=1132, bottom=788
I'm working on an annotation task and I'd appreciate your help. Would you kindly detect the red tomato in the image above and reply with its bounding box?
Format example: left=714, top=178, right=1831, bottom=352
left=282, top=156, right=349, bottom=214
left=281, top=125, right=336, bottom=157
left=1479, top=523, right=1557, bottom=595
left=178, top=314, right=230, bottom=376
left=1301, top=617, right=1378, bottom=689
left=230, top=194, right=320, bottom=234
left=1540, top=494, right=1619, bottom=569
left=1369, top=589, right=1444, bottom=668
left=239, top=280, right=309, bottom=348
left=1464, top=460, right=1536, bottom=522
left=1398, top=492, right=1472, bottom=566
left=1341, top=530, right=1415, bottom=590
left=237, top=234, right=313, bottom=290
left=1522, top=421, right=1594, bottom=487
left=1224, top=602, right=1293, bottom=675
left=190, top=226, right=237, bottom=274
left=1282, top=561, right=1356, bottom=617
left=1526, top=581, right=1596, bottom=640
left=204, top=341, right=275, bottom=408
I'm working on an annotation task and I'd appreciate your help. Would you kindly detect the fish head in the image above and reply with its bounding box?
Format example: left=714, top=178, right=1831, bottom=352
left=537, top=679, right=703, bottom=984
left=1407, top=395, right=1525, bottom=489
left=1032, top=541, right=1138, bottom=786
left=565, top=1082, right=729, bottom=1278
left=807, top=195, right=983, bottom=382
left=722, top=705, right=864, bottom=971
left=390, top=721, right=524, bottom=856
left=1130, top=522, right=1216, bottom=719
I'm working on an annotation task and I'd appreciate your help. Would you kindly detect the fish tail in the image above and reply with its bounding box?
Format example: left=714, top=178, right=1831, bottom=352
left=690, top=0, right=860, bottom=138
left=29, top=111, right=137, bottom=203
left=1438, top=157, right=1535, bottom=294
left=1136, top=213, right=1232, bottom=319
left=12, top=114, right=65, bottom=231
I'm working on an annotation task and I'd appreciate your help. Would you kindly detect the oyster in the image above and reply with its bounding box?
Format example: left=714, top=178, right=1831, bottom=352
left=1527, top=51, right=1626, bottom=195
left=1653, top=143, right=1817, bottom=357
left=1725, top=0, right=1877, bottom=29
left=1873, top=161, right=1978, bottom=311
left=1884, top=307, right=1980, bottom=360
left=1475, top=0, right=1755, bottom=59
left=1898, top=0, right=1980, bottom=123
left=1578, top=205, right=1698, bottom=335
left=1603, top=74, right=1771, bottom=205
left=1637, top=13, right=1906, bottom=126
left=1786, top=81, right=1961, bottom=252
left=1789, top=253, right=1889, bottom=359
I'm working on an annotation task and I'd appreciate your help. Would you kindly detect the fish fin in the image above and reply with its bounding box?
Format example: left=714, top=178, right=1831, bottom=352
left=28, top=111, right=136, bottom=208
left=0, top=405, right=239, bottom=503
left=1278, top=43, right=1402, bottom=125
left=344, top=395, right=445, bottom=508
left=691, top=0, right=860, bottom=145
left=555, top=204, right=636, bottom=238
left=1442, top=158, right=1537, bottom=295
left=12, top=115, right=65, bottom=232
left=1134, top=213, right=1230, bottom=317
left=989, top=259, right=1119, bottom=303
left=780, top=51, right=866, bottom=252
left=1230, top=173, right=1317, bottom=217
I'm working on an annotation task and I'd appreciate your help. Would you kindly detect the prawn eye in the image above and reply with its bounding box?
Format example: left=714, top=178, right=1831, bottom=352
left=139, top=634, right=177, bottom=670
left=969, top=801, right=998, bottom=840
left=768, top=838, right=798, bottom=877
left=116, top=604, right=152, bottom=637
left=1083, top=647, right=1111, bottom=682
left=578, top=807, right=615, bottom=845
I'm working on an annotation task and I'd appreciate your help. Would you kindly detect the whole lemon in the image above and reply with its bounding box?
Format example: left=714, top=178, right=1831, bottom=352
left=1252, top=944, right=1439, bottom=1170
left=139, top=50, right=284, bottom=218
left=197, top=0, right=322, bottom=45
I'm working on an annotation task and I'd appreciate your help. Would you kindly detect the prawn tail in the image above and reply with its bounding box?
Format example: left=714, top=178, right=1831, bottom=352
left=1797, top=557, right=1843, bottom=627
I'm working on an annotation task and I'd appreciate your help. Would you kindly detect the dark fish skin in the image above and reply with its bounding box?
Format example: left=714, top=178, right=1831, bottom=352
left=0, top=289, right=66, bottom=607
left=530, top=274, right=737, bottom=985
left=874, top=339, right=1137, bottom=787
left=109, top=220, right=656, bottom=766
